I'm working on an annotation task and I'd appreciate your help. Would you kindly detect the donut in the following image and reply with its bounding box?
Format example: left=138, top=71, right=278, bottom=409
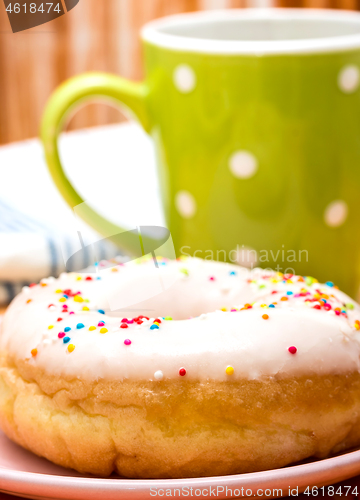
left=1, top=256, right=360, bottom=478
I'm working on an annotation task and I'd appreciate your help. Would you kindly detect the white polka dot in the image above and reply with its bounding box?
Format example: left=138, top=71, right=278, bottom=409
left=173, top=64, right=196, bottom=93
left=154, top=370, right=163, bottom=381
left=175, top=190, right=197, bottom=219
left=338, top=65, right=360, bottom=93
left=229, top=151, right=258, bottom=179
left=235, top=246, right=258, bottom=268
left=324, top=200, right=348, bottom=227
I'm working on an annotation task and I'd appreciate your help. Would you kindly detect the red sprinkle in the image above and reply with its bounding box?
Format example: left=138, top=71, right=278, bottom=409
left=335, top=310, right=341, bottom=316
left=124, top=339, right=131, bottom=345
left=29, top=283, right=37, bottom=288
left=155, top=318, right=162, bottom=324
left=121, top=318, right=128, bottom=323
left=47, top=304, right=55, bottom=308
left=288, top=346, right=297, bottom=354
left=313, top=305, right=321, bottom=310
left=57, top=317, right=63, bottom=322
left=120, top=323, right=128, bottom=329
left=85, top=276, right=93, bottom=281
left=179, top=367, right=186, bottom=377
left=98, top=321, right=105, bottom=327
left=324, top=303, right=332, bottom=311
left=209, top=276, right=215, bottom=281
left=58, top=332, right=65, bottom=339
left=137, top=320, right=143, bottom=325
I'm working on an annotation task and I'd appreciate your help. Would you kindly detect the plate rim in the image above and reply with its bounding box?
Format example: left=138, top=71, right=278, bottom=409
left=1, top=448, right=360, bottom=499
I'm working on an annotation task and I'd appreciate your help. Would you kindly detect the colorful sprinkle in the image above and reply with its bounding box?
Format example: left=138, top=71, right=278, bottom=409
left=57, top=317, right=63, bottom=322
left=31, top=348, right=37, bottom=357
left=150, top=324, right=159, bottom=330
left=26, top=299, right=32, bottom=304
left=288, top=346, right=297, bottom=354
left=165, top=316, right=172, bottom=320
left=58, top=332, right=65, bottom=339
left=59, top=297, right=67, bottom=303
left=98, top=321, right=105, bottom=327
left=179, top=367, right=186, bottom=377
left=74, top=295, right=84, bottom=303
left=325, top=281, right=334, bottom=287
left=98, top=309, right=105, bottom=314
left=67, top=344, right=75, bottom=353
left=100, top=327, right=108, bottom=334
left=225, top=365, right=234, bottom=375
left=63, top=337, right=70, bottom=344
left=64, top=327, right=71, bottom=332
left=120, top=323, right=128, bottom=329
left=48, top=325, right=54, bottom=330
left=124, top=339, right=131, bottom=345
left=262, top=314, right=269, bottom=320
left=229, top=271, right=236, bottom=276
left=82, top=306, right=89, bottom=311
left=154, top=370, right=163, bottom=380
left=76, top=323, right=85, bottom=329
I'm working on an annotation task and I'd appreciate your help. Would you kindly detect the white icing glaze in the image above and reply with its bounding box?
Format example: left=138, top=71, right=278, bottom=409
left=1, top=257, right=360, bottom=382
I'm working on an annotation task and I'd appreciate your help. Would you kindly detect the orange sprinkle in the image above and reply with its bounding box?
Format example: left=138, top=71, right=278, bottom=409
left=41, top=283, right=47, bottom=287
left=26, top=299, right=32, bottom=304
left=31, top=348, right=37, bottom=357
left=262, top=314, right=269, bottom=320
left=280, top=297, right=288, bottom=301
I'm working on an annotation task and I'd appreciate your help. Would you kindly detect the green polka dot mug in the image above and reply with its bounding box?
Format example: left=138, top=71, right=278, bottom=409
left=41, top=9, right=360, bottom=297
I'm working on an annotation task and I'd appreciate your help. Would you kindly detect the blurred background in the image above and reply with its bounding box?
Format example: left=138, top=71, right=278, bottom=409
left=1, top=0, right=358, bottom=146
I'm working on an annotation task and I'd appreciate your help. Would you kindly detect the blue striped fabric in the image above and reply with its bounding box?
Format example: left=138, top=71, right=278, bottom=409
left=0, top=199, right=118, bottom=305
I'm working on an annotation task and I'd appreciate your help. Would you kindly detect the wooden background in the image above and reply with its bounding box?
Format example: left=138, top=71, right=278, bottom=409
left=0, top=0, right=359, bottom=145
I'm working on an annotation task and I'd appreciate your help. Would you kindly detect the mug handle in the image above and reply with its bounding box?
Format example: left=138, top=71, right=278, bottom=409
left=40, top=72, right=152, bottom=256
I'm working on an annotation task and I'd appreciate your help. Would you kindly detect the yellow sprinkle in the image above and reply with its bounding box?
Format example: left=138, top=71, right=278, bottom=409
left=67, top=344, right=75, bottom=353
left=355, top=323, right=360, bottom=330
left=48, top=325, right=54, bottom=330
left=100, top=327, right=108, bottom=334
left=59, top=297, right=67, bottom=302
left=74, top=295, right=84, bottom=303
left=314, top=293, right=320, bottom=300
left=76, top=276, right=82, bottom=281
left=31, top=348, right=37, bottom=357
left=225, top=366, right=234, bottom=376
left=260, top=304, right=267, bottom=308
left=82, top=306, right=90, bottom=311
left=55, top=289, right=62, bottom=293
left=221, top=307, right=227, bottom=312
left=111, top=267, right=118, bottom=272
left=89, top=326, right=96, bottom=331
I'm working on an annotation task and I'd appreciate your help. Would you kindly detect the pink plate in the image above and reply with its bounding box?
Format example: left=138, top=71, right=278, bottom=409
left=1, top=429, right=360, bottom=500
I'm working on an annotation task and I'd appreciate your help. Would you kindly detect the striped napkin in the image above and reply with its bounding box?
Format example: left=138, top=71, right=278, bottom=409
left=0, top=198, right=119, bottom=305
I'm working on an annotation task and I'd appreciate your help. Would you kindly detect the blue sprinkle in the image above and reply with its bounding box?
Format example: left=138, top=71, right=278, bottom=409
left=150, top=324, right=159, bottom=330
left=63, top=337, right=70, bottom=344
left=63, top=294, right=69, bottom=299
left=77, top=323, right=85, bottom=329
left=326, top=281, right=334, bottom=287
left=96, top=276, right=101, bottom=280
left=286, top=291, right=293, bottom=296
left=64, top=327, right=71, bottom=332
left=269, top=304, right=275, bottom=308
left=229, top=271, right=236, bottom=276
left=98, top=309, right=105, bottom=315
